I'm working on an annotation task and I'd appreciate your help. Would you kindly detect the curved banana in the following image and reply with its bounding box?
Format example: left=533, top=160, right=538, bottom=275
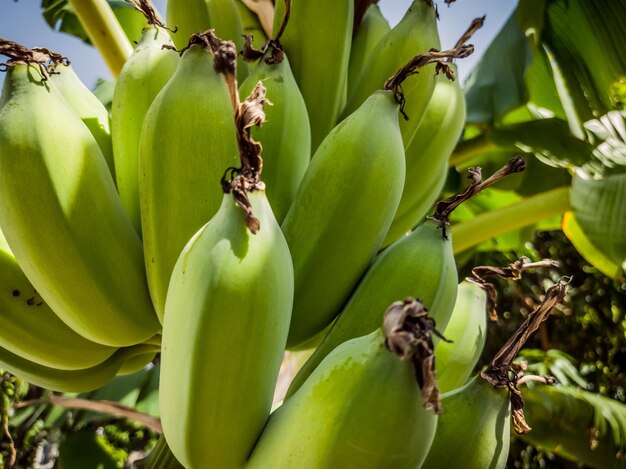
left=347, top=3, right=390, bottom=98
left=159, top=76, right=292, bottom=468
left=0, top=240, right=117, bottom=371
left=166, top=0, right=211, bottom=49
left=0, top=46, right=160, bottom=347
left=383, top=17, right=483, bottom=246
left=139, top=32, right=239, bottom=321
left=49, top=63, right=115, bottom=178
left=436, top=257, right=557, bottom=394
left=435, top=280, right=488, bottom=394
left=281, top=89, right=405, bottom=349
left=344, top=0, right=440, bottom=148
left=273, top=0, right=354, bottom=150
left=239, top=27, right=310, bottom=222
left=0, top=343, right=159, bottom=393
left=112, top=24, right=179, bottom=234
left=383, top=68, right=465, bottom=246
left=423, top=279, right=569, bottom=469
left=248, top=299, right=439, bottom=469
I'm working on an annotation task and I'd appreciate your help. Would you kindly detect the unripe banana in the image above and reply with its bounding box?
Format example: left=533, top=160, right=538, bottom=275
left=0, top=343, right=158, bottom=393
left=248, top=299, right=440, bottom=469
left=166, top=0, right=211, bottom=49
left=0, top=233, right=117, bottom=370
left=423, top=374, right=511, bottom=469
left=239, top=23, right=310, bottom=222
left=436, top=257, right=557, bottom=394
left=282, top=89, right=405, bottom=349
left=160, top=74, right=293, bottom=468
left=139, top=33, right=239, bottom=321
left=286, top=158, right=526, bottom=393
left=383, top=18, right=483, bottom=246
left=344, top=0, right=440, bottom=148
left=423, top=279, right=569, bottom=469
left=384, top=67, right=465, bottom=246
left=0, top=45, right=159, bottom=347
left=435, top=280, right=488, bottom=394
left=49, top=63, right=115, bottom=178
left=347, top=3, right=390, bottom=97
left=273, top=0, right=354, bottom=150
left=112, top=24, right=179, bottom=234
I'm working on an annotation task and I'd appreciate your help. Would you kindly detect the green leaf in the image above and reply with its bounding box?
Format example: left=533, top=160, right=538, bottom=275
left=522, top=384, right=626, bottom=469
left=464, top=14, right=533, bottom=125
left=570, top=173, right=626, bottom=273
left=58, top=429, right=117, bottom=469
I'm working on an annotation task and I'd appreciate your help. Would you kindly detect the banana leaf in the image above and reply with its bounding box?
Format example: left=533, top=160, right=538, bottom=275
left=522, top=384, right=626, bottom=469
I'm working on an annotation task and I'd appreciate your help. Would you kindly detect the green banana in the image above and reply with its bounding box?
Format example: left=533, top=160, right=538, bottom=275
left=435, top=280, right=488, bottom=394
left=135, top=436, right=185, bottom=469
left=344, top=0, right=441, bottom=148
left=112, top=23, right=179, bottom=234
left=384, top=68, right=465, bottom=245
left=236, top=0, right=267, bottom=49
left=248, top=299, right=440, bottom=469
left=273, top=0, right=354, bottom=150
left=0, top=43, right=159, bottom=347
left=347, top=3, right=390, bottom=97
left=139, top=32, right=239, bottom=321
left=436, top=257, right=558, bottom=394
left=423, top=279, right=569, bottom=469
left=281, top=89, right=405, bottom=349
left=286, top=158, right=526, bottom=393
left=160, top=80, right=293, bottom=468
left=49, top=63, right=115, bottom=178
left=0, top=343, right=159, bottom=393
left=166, top=0, right=211, bottom=49
left=383, top=18, right=483, bottom=246
left=239, top=14, right=311, bottom=222
left=0, top=234, right=117, bottom=370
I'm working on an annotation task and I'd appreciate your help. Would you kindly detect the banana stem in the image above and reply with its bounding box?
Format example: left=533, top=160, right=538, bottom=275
left=67, top=0, right=133, bottom=77
left=449, top=133, right=498, bottom=167
left=451, top=186, right=571, bottom=254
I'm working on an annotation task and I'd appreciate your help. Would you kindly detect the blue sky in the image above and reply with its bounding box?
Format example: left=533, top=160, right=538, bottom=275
left=0, top=0, right=517, bottom=89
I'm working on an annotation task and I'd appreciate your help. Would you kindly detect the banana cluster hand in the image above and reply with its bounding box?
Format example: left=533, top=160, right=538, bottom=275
left=0, top=2, right=565, bottom=467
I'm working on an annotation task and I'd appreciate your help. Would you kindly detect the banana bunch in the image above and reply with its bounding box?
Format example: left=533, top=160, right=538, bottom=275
left=0, top=1, right=571, bottom=467
left=287, top=157, right=526, bottom=395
